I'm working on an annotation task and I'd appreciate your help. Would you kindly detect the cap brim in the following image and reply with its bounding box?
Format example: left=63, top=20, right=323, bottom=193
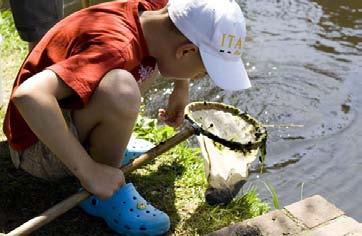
left=200, top=48, right=251, bottom=91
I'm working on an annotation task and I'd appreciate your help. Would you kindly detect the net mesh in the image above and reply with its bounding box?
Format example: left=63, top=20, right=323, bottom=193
left=198, top=134, right=259, bottom=187
left=185, top=102, right=267, bottom=157
left=185, top=102, right=267, bottom=195
left=191, top=109, right=257, bottom=145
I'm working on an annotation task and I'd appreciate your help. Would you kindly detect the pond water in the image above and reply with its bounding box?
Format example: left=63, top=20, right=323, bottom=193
left=144, top=0, right=362, bottom=220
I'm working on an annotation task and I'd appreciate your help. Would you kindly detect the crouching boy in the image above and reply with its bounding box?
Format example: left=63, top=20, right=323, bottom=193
left=3, top=0, right=251, bottom=234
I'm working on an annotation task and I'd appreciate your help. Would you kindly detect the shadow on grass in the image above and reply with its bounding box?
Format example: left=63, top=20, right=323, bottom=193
left=183, top=191, right=269, bottom=235
left=127, top=160, right=185, bottom=233
left=0, top=141, right=111, bottom=236
left=0, top=141, right=184, bottom=235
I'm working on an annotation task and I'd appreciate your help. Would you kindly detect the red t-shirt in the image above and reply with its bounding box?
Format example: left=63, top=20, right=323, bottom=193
left=3, top=0, right=167, bottom=151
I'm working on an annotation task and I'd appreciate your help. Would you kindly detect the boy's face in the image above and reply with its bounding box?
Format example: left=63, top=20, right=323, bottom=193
left=156, top=43, right=207, bottom=81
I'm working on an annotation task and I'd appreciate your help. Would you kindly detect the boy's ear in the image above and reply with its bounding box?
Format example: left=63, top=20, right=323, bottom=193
left=176, top=43, right=199, bottom=59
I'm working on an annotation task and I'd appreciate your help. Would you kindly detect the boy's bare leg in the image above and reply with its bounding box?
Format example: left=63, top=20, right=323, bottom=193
left=72, top=69, right=141, bottom=167
left=12, top=68, right=140, bottom=198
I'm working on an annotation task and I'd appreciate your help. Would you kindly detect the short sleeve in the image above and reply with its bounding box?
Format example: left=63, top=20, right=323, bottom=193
left=47, top=45, right=125, bottom=108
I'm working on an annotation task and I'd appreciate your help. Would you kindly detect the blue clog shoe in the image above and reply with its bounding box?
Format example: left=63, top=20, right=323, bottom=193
left=122, top=137, right=154, bottom=166
left=80, top=183, right=170, bottom=236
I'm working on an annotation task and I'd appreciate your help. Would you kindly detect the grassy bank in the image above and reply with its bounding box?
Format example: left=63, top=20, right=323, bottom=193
left=0, top=107, right=4, bottom=140
left=0, top=10, right=27, bottom=141
left=0, top=115, right=269, bottom=235
left=0, top=10, right=27, bottom=104
left=0, top=10, right=269, bottom=235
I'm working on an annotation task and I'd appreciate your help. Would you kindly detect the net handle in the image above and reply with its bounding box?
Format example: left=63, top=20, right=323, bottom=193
left=184, top=101, right=267, bottom=152
left=5, top=125, right=196, bottom=236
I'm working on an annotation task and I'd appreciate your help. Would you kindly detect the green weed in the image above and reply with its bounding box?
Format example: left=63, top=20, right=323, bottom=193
left=262, top=180, right=280, bottom=209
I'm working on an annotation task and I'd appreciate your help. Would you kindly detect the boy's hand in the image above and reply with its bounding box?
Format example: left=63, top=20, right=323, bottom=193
left=80, top=161, right=125, bottom=200
left=158, top=80, right=189, bottom=128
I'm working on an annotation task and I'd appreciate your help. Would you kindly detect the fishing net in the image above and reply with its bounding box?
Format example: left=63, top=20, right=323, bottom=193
left=185, top=101, right=267, bottom=204
left=185, top=101, right=267, bottom=158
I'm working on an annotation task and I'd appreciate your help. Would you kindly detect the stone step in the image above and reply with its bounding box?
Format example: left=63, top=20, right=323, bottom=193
left=208, top=195, right=361, bottom=236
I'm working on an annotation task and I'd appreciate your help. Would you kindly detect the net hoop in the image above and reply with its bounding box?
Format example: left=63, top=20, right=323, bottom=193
left=185, top=101, right=267, bottom=154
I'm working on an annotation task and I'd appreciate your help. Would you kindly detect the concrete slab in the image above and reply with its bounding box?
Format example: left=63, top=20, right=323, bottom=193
left=285, top=195, right=344, bottom=228
left=206, top=224, right=263, bottom=236
left=298, top=216, right=362, bottom=236
left=208, top=195, right=361, bottom=236
left=245, top=209, right=306, bottom=236
left=345, top=228, right=362, bottom=236
left=208, top=209, right=306, bottom=236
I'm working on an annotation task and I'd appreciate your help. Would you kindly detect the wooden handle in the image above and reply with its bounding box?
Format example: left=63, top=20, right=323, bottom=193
left=6, top=126, right=195, bottom=236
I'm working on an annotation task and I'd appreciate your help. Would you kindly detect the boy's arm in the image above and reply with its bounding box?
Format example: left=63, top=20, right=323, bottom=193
left=158, top=79, right=189, bottom=128
left=12, top=69, right=124, bottom=199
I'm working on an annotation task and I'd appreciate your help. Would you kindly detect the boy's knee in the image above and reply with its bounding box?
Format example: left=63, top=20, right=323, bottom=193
left=101, top=69, right=141, bottom=118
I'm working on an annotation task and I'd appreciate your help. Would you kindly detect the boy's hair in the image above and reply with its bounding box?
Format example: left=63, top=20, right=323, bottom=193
left=168, top=18, right=180, bottom=35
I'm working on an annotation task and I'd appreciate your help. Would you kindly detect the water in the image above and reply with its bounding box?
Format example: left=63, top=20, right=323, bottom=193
left=144, top=0, right=362, bottom=220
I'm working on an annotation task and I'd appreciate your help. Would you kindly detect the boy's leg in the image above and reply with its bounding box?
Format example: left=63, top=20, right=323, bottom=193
left=8, top=69, right=170, bottom=235
left=72, top=69, right=141, bottom=167
left=9, top=110, right=75, bottom=179
left=75, top=70, right=171, bottom=234
left=8, top=69, right=141, bottom=179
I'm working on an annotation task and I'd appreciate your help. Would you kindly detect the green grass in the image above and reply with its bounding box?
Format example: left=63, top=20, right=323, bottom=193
left=0, top=10, right=27, bottom=57
left=262, top=181, right=280, bottom=210
left=0, top=9, right=270, bottom=235
left=0, top=10, right=26, bottom=139
left=0, top=10, right=27, bottom=109
left=0, top=117, right=269, bottom=235
left=0, top=107, right=5, bottom=140
left=131, top=116, right=270, bottom=234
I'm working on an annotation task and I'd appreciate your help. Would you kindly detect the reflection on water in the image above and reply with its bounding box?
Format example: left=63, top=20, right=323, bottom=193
left=145, top=0, right=362, bottom=220
left=315, top=0, right=362, bottom=29
left=314, top=0, right=362, bottom=61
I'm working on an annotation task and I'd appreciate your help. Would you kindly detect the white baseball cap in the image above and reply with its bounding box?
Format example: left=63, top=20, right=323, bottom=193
left=168, top=0, right=251, bottom=91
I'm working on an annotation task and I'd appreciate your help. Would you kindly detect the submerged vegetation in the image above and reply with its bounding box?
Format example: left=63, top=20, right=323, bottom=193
left=0, top=9, right=269, bottom=235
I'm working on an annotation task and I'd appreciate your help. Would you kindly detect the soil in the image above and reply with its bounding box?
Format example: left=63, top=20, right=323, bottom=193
left=0, top=141, right=119, bottom=235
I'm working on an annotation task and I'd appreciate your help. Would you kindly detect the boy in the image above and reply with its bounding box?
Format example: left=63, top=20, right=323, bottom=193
left=3, top=0, right=251, bottom=234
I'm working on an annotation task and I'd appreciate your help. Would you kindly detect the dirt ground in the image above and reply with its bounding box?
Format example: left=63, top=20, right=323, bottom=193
left=0, top=140, right=187, bottom=235
left=0, top=141, right=128, bottom=235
